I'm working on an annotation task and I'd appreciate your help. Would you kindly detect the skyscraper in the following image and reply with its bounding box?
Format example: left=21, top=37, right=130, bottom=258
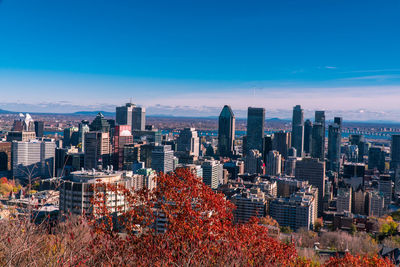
left=327, top=117, right=342, bottom=172
left=90, top=112, right=111, bottom=133
left=350, top=134, right=366, bottom=163
left=218, top=105, right=235, bottom=157
left=84, top=132, right=110, bottom=170
left=244, top=149, right=263, bottom=174
left=312, top=111, right=325, bottom=161
left=12, top=140, right=56, bottom=179
left=116, top=103, right=134, bottom=126
left=177, top=128, right=200, bottom=157
left=34, top=121, right=44, bottom=138
left=273, top=131, right=291, bottom=159
left=132, top=106, right=146, bottom=131
left=295, top=157, right=325, bottom=214
left=265, top=150, right=282, bottom=176
left=391, top=135, right=400, bottom=170
left=151, top=145, right=174, bottom=173
left=113, top=125, right=133, bottom=170
left=368, top=146, right=385, bottom=173
left=291, top=105, right=304, bottom=157
left=304, top=119, right=312, bottom=155
left=246, top=107, right=265, bottom=155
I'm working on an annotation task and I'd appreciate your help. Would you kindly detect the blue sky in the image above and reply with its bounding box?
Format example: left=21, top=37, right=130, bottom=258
left=0, top=0, right=400, bottom=119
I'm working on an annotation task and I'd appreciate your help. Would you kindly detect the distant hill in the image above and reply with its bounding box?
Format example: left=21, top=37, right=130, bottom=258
left=0, top=109, right=16, bottom=114
left=73, top=111, right=115, bottom=117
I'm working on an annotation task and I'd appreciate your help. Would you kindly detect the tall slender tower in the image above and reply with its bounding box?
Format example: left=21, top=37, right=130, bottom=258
left=291, top=105, right=304, bottom=157
left=312, top=111, right=325, bottom=161
left=328, top=117, right=342, bottom=172
left=218, top=105, right=235, bottom=157
left=304, top=119, right=313, bottom=155
left=246, top=107, right=265, bottom=155
left=391, top=135, right=400, bottom=170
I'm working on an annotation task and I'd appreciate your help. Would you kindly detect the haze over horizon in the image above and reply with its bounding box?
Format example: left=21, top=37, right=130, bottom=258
left=0, top=0, right=399, bottom=120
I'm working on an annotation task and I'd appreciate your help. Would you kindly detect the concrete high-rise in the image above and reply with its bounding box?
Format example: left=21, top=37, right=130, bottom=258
left=177, top=128, right=200, bottom=157
left=246, top=107, right=265, bottom=155
left=201, top=160, right=223, bottom=189
left=116, top=103, right=134, bottom=126
left=273, top=131, right=291, bottom=159
left=218, top=105, right=235, bottom=157
left=12, top=140, right=56, bottom=179
left=265, top=150, right=281, bottom=176
left=244, top=149, right=263, bottom=175
left=295, top=157, right=325, bottom=214
left=291, top=105, right=304, bottom=157
left=391, top=135, right=400, bottom=170
left=327, top=117, right=342, bottom=172
left=151, top=145, right=174, bottom=173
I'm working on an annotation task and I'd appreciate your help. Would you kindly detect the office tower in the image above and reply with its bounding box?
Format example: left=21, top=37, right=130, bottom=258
left=269, top=185, right=317, bottom=230
left=113, top=125, right=133, bottom=170
left=123, top=144, right=141, bottom=169
left=90, top=112, right=110, bottom=133
left=34, top=121, right=44, bottom=138
left=327, top=118, right=341, bottom=172
left=295, top=157, right=325, bottom=214
left=270, top=177, right=309, bottom=198
left=231, top=189, right=266, bottom=223
left=244, top=149, right=263, bottom=174
left=177, top=128, right=199, bottom=157
left=379, top=175, right=392, bottom=209
left=201, top=160, right=223, bottom=189
left=265, top=150, right=281, bottom=176
left=304, top=119, right=312, bottom=155
left=78, top=120, right=90, bottom=152
left=391, top=135, right=400, bottom=170
left=6, top=131, right=36, bottom=142
left=151, top=145, right=174, bottom=173
left=12, top=140, right=56, bottom=179
left=311, top=123, right=324, bottom=161
left=368, top=146, right=385, bottom=173
left=291, top=105, right=304, bottom=157
left=246, top=107, right=265, bottom=155
left=263, top=135, right=273, bottom=162
left=368, top=191, right=385, bottom=217
left=116, top=103, right=134, bottom=126
left=84, top=132, right=110, bottom=170
left=336, top=187, right=352, bottom=213
left=285, top=156, right=297, bottom=176
left=353, top=188, right=366, bottom=215
left=273, top=131, right=291, bottom=159
left=132, top=106, right=146, bottom=131
left=350, top=134, right=366, bottom=162
left=315, top=111, right=325, bottom=126
left=63, top=127, right=79, bottom=148
left=0, top=142, right=12, bottom=173
left=345, top=145, right=359, bottom=163
left=218, top=105, right=235, bottom=157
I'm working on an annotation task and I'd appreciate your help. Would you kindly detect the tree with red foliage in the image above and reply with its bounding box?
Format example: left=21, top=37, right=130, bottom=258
left=78, top=169, right=393, bottom=266
left=85, top=169, right=300, bottom=266
left=324, top=253, right=393, bottom=266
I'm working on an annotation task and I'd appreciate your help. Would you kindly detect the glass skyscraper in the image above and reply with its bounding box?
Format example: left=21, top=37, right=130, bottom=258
left=218, top=105, right=235, bottom=157
left=246, top=107, right=265, bottom=155
left=291, top=105, right=304, bottom=157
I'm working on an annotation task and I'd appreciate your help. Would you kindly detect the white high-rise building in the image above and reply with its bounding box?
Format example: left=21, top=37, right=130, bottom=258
left=12, top=140, right=56, bottom=179
left=201, top=160, right=223, bottom=189
left=177, top=128, right=199, bottom=157
left=336, top=187, right=352, bottom=213
left=266, top=150, right=281, bottom=176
